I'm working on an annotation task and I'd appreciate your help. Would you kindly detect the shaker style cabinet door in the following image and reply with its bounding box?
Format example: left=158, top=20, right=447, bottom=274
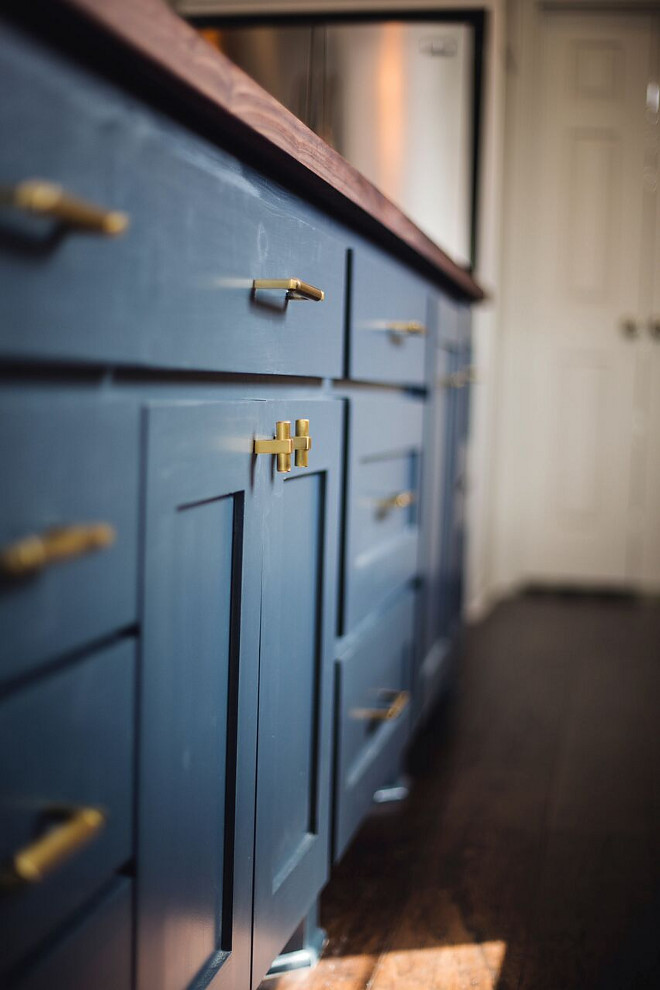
left=251, top=399, right=343, bottom=986
left=137, top=401, right=262, bottom=990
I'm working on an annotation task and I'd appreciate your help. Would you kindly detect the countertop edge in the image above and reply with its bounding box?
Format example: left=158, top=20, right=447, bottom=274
left=40, top=0, right=485, bottom=302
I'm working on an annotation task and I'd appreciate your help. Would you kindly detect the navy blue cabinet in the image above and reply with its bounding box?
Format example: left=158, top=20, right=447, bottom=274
left=0, top=11, right=474, bottom=988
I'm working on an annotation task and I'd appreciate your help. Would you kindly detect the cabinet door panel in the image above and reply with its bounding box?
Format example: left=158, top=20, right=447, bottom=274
left=252, top=399, right=342, bottom=986
left=138, top=401, right=261, bottom=990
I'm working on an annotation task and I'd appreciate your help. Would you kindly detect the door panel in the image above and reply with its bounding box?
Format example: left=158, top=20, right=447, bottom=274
left=138, top=401, right=261, bottom=990
left=252, top=398, right=342, bottom=986
left=526, top=13, right=655, bottom=583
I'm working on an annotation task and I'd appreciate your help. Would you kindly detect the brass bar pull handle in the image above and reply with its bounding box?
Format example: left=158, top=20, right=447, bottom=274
left=254, top=420, right=312, bottom=473
left=387, top=321, right=426, bottom=341
left=352, top=689, right=410, bottom=722
left=375, top=490, right=415, bottom=518
left=6, top=807, right=106, bottom=886
left=252, top=279, right=325, bottom=302
left=255, top=420, right=293, bottom=473
left=0, top=523, right=116, bottom=579
left=439, top=371, right=466, bottom=389
left=0, top=180, right=129, bottom=235
left=292, top=419, right=311, bottom=468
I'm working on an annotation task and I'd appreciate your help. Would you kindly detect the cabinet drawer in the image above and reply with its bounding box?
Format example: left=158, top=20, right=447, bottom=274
left=334, top=589, right=415, bottom=861
left=0, top=26, right=345, bottom=377
left=343, top=394, right=424, bottom=633
left=348, top=246, right=428, bottom=385
left=0, top=392, right=139, bottom=685
left=0, top=640, right=135, bottom=975
left=12, top=879, right=132, bottom=990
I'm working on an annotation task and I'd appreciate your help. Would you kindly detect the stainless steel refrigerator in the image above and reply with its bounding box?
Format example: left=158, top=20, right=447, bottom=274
left=176, top=8, right=476, bottom=266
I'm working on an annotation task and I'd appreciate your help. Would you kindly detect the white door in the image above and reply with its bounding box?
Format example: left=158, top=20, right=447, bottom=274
left=525, top=12, right=660, bottom=587
left=639, top=74, right=660, bottom=588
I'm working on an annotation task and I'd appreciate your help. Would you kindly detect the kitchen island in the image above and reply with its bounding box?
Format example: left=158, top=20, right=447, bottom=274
left=0, top=2, right=482, bottom=988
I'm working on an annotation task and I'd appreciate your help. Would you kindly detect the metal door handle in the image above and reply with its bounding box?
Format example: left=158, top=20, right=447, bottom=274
left=352, top=689, right=410, bottom=722
left=2, top=807, right=106, bottom=886
left=0, top=523, right=116, bottom=578
left=0, top=180, right=129, bottom=235
left=252, top=279, right=325, bottom=302
left=620, top=317, right=640, bottom=340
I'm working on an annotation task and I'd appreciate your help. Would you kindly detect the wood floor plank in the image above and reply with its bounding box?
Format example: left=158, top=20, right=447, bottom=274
left=259, top=595, right=660, bottom=990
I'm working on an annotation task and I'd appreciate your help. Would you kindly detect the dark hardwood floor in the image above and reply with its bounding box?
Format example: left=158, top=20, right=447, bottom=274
left=262, top=593, right=660, bottom=990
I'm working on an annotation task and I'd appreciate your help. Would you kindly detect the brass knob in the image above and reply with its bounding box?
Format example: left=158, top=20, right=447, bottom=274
left=3, top=807, right=106, bottom=887
left=0, top=180, right=129, bottom=235
left=0, top=523, right=116, bottom=578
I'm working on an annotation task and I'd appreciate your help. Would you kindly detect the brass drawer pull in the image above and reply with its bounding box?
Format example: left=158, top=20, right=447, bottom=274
left=352, top=689, right=410, bottom=722
left=0, top=180, right=129, bottom=235
left=439, top=371, right=467, bottom=389
left=252, top=279, right=325, bottom=302
left=387, top=321, right=426, bottom=342
left=376, top=490, right=415, bottom=518
left=254, top=419, right=312, bottom=473
left=0, top=523, right=116, bottom=578
left=4, top=807, right=106, bottom=886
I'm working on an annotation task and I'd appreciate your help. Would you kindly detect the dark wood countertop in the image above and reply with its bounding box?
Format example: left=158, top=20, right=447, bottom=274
left=27, top=0, right=485, bottom=302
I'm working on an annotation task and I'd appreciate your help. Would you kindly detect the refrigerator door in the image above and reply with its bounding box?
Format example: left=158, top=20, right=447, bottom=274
left=209, top=25, right=314, bottom=125
left=325, top=22, right=474, bottom=266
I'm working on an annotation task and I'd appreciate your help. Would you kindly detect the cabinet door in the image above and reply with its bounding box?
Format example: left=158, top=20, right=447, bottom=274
left=252, top=399, right=342, bottom=986
left=138, top=401, right=262, bottom=990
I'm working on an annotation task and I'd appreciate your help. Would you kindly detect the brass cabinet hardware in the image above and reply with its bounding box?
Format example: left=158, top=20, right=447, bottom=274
left=439, top=371, right=467, bottom=389
left=3, top=807, right=106, bottom=886
left=352, top=689, right=410, bottom=722
left=0, top=523, right=116, bottom=578
left=375, top=490, right=416, bottom=517
left=0, top=180, right=129, bottom=235
left=387, top=321, right=426, bottom=343
left=254, top=419, right=313, bottom=473
left=292, top=419, right=311, bottom=468
left=252, top=279, right=325, bottom=302
left=255, top=420, right=292, bottom=473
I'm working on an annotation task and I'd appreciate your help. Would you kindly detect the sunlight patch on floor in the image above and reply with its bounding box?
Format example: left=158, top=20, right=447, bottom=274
left=368, top=939, right=507, bottom=989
